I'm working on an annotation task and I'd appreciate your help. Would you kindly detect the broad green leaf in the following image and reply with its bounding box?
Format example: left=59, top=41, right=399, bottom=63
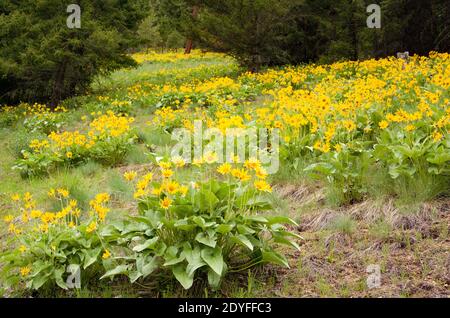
left=32, top=272, right=51, bottom=290
left=163, top=246, right=185, bottom=266
left=207, top=268, right=221, bottom=289
left=244, top=196, right=273, bottom=210
left=30, top=261, right=52, bottom=278
left=427, top=152, right=450, bottom=165
left=231, top=235, right=253, bottom=251
left=174, top=219, right=196, bottom=231
left=195, top=232, right=216, bottom=248
left=100, top=265, right=129, bottom=280
left=172, top=264, right=194, bottom=290
left=192, top=216, right=206, bottom=228
left=54, top=267, right=68, bottom=290
left=83, top=247, right=101, bottom=269
left=141, top=256, right=159, bottom=277
left=183, top=245, right=206, bottom=276
left=216, top=223, right=234, bottom=234
left=273, top=234, right=300, bottom=251
left=129, top=270, right=142, bottom=283
left=132, top=237, right=159, bottom=252
left=201, top=247, right=223, bottom=276
left=194, top=189, right=219, bottom=211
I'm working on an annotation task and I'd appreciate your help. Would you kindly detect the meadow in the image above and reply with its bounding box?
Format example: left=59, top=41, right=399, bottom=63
left=0, top=50, right=448, bottom=297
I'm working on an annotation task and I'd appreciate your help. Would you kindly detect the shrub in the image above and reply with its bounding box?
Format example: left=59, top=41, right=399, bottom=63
left=0, top=190, right=112, bottom=291
left=0, top=156, right=300, bottom=293
left=102, top=155, right=300, bottom=290
left=13, top=111, right=136, bottom=177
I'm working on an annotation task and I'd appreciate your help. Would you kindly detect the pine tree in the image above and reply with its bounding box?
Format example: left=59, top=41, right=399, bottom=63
left=0, top=0, right=149, bottom=105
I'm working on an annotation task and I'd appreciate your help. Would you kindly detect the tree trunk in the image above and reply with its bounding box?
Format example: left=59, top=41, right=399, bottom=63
left=184, top=5, right=199, bottom=54
left=50, top=59, right=68, bottom=107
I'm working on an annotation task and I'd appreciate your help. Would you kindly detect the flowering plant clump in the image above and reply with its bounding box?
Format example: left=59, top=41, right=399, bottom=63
left=13, top=111, right=137, bottom=176
left=97, top=154, right=300, bottom=290
left=0, top=102, right=67, bottom=131
left=0, top=189, right=112, bottom=291
left=131, top=49, right=227, bottom=64
left=148, top=52, right=449, bottom=203
left=0, top=156, right=300, bottom=293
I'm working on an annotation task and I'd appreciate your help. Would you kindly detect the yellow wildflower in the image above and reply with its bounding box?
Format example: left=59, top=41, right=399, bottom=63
left=86, top=221, right=97, bottom=233
left=161, top=169, right=174, bottom=179
left=159, top=197, right=172, bottom=210
left=217, top=163, right=232, bottom=175
left=57, top=188, right=69, bottom=198
left=379, top=120, right=389, bottom=129
left=123, top=171, right=137, bottom=181
left=254, top=180, right=272, bottom=193
left=20, top=266, right=31, bottom=277
left=102, top=250, right=111, bottom=259
left=3, top=214, right=14, bottom=223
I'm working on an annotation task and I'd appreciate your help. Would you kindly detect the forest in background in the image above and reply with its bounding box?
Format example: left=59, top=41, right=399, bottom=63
left=0, top=0, right=449, bottom=105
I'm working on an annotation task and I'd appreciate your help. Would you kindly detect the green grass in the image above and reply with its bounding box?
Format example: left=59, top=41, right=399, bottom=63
left=328, top=215, right=357, bottom=236
left=94, top=58, right=237, bottom=91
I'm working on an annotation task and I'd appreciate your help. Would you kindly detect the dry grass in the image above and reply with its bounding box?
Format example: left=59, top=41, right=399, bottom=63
left=248, top=183, right=450, bottom=297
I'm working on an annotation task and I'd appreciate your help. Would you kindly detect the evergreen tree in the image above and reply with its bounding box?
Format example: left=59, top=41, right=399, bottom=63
left=188, top=0, right=301, bottom=69
left=0, top=0, right=149, bottom=105
left=137, top=5, right=163, bottom=51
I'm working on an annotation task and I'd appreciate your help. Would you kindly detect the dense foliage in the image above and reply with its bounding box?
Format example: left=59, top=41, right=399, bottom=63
left=0, top=50, right=448, bottom=296
left=0, top=0, right=149, bottom=105
left=160, top=0, right=450, bottom=68
left=1, top=156, right=299, bottom=292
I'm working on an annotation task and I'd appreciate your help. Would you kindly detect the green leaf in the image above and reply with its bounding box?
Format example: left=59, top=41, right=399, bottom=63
left=194, top=189, right=219, bottom=211
left=207, top=268, right=221, bottom=289
left=172, top=264, right=194, bottom=290
left=304, top=162, right=334, bottom=174
left=262, top=250, right=289, bottom=268
left=100, top=265, right=129, bottom=280
left=54, top=267, right=68, bottom=290
left=183, top=245, right=206, bottom=276
left=207, top=261, right=227, bottom=289
left=30, top=261, right=52, bottom=278
left=201, top=247, right=223, bottom=275
left=427, top=152, right=450, bottom=165
left=266, top=215, right=298, bottom=226
left=245, top=215, right=268, bottom=223
left=192, top=216, right=206, bottom=228
left=132, top=237, right=159, bottom=252
left=174, top=219, right=196, bottom=231
left=164, top=246, right=185, bottom=266
left=244, top=196, right=273, bottom=210
left=195, top=232, right=216, bottom=248
left=83, top=247, right=101, bottom=269
left=237, top=224, right=255, bottom=235
left=32, top=273, right=51, bottom=290
left=216, top=223, right=234, bottom=234
left=273, top=234, right=300, bottom=250
left=141, top=256, right=159, bottom=278
left=231, top=235, right=253, bottom=251
left=129, top=270, right=142, bottom=283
